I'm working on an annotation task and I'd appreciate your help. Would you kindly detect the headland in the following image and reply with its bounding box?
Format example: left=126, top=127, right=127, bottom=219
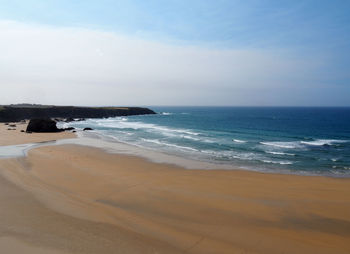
left=0, top=104, right=156, bottom=123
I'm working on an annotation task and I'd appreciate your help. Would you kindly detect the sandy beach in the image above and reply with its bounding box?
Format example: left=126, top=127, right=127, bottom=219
left=0, top=123, right=349, bottom=253
left=0, top=122, right=76, bottom=146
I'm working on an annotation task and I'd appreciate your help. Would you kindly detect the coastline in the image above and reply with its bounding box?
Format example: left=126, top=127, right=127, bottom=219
left=0, top=123, right=350, bottom=253
left=60, top=108, right=350, bottom=177
left=76, top=130, right=350, bottom=177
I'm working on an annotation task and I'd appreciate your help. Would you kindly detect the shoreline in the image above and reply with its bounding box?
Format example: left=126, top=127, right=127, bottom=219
left=0, top=123, right=350, bottom=253
left=59, top=109, right=350, bottom=177
left=2, top=123, right=349, bottom=178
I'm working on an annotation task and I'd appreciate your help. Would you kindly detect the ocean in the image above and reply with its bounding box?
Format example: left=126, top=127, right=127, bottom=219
left=63, top=107, right=350, bottom=176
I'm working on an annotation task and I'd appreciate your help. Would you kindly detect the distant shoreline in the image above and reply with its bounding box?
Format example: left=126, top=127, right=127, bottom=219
left=0, top=104, right=156, bottom=122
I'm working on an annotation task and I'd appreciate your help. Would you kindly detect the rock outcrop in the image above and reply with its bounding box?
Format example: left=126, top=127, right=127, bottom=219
left=65, top=117, right=75, bottom=122
left=26, top=119, right=62, bottom=133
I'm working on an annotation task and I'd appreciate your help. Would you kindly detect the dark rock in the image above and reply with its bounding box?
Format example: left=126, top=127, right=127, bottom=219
left=4, top=123, right=9, bottom=125
left=65, top=117, right=75, bottom=122
left=26, top=119, right=63, bottom=133
left=72, top=130, right=76, bottom=133
left=64, top=127, right=75, bottom=131
left=9, top=124, right=16, bottom=127
left=83, top=127, right=93, bottom=131
left=21, top=130, right=25, bottom=132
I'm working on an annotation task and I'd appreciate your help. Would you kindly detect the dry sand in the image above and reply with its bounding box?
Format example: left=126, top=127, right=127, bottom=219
left=0, top=123, right=349, bottom=253
left=0, top=122, right=75, bottom=146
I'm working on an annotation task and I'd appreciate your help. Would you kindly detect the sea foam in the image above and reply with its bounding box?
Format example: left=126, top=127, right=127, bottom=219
left=300, top=139, right=347, bottom=146
left=260, top=141, right=301, bottom=149
left=233, top=139, right=247, bottom=143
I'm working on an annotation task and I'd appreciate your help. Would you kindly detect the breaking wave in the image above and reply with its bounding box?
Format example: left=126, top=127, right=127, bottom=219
left=300, top=139, right=347, bottom=146
left=261, top=139, right=348, bottom=149
left=260, top=141, right=301, bottom=149
left=265, top=151, right=295, bottom=156
left=233, top=139, right=247, bottom=143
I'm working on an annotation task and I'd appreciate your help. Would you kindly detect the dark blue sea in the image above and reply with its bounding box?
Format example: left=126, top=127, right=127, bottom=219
left=65, top=107, right=350, bottom=176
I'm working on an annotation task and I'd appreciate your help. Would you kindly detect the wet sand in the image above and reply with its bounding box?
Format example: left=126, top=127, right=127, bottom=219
left=0, top=124, right=349, bottom=253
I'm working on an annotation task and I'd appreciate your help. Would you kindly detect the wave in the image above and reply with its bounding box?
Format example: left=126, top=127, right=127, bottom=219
left=262, top=160, right=293, bottom=165
left=260, top=141, right=301, bottom=149
left=80, top=117, right=222, bottom=147
left=160, top=112, right=173, bottom=115
left=141, top=138, right=198, bottom=152
left=92, top=118, right=201, bottom=137
left=182, top=135, right=201, bottom=141
left=201, top=150, right=261, bottom=161
left=233, top=139, right=247, bottom=143
left=300, top=139, right=348, bottom=146
left=260, top=139, right=348, bottom=149
left=265, top=151, right=295, bottom=156
left=202, top=150, right=294, bottom=165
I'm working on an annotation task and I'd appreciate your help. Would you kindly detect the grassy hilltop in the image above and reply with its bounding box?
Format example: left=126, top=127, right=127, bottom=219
left=0, top=104, right=156, bottom=122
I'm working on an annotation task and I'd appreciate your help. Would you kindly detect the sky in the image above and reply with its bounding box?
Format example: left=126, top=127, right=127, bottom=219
left=0, top=0, right=349, bottom=106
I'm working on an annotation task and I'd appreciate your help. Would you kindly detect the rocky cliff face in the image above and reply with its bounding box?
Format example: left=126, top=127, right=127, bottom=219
left=0, top=105, right=156, bottom=122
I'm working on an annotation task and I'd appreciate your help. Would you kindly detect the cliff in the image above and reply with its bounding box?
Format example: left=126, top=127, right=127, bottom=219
left=0, top=105, right=156, bottom=122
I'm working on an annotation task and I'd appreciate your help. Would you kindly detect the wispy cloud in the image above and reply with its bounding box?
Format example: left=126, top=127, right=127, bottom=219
left=0, top=20, right=345, bottom=106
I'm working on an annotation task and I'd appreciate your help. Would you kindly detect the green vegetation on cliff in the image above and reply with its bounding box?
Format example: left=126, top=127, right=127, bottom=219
left=0, top=105, right=156, bottom=122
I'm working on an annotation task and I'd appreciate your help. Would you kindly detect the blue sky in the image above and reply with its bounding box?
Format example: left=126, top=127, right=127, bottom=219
left=0, top=0, right=349, bottom=106
left=1, top=0, right=349, bottom=49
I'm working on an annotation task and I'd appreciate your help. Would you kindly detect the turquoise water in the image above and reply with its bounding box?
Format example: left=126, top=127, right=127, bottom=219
left=64, top=107, right=350, bottom=176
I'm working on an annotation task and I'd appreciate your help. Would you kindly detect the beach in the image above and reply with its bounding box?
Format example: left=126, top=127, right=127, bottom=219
left=0, top=123, right=349, bottom=254
left=0, top=122, right=76, bottom=146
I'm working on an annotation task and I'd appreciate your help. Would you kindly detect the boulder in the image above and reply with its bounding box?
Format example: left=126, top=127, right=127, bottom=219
left=26, top=119, right=62, bottom=133
left=83, top=127, right=93, bottom=131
